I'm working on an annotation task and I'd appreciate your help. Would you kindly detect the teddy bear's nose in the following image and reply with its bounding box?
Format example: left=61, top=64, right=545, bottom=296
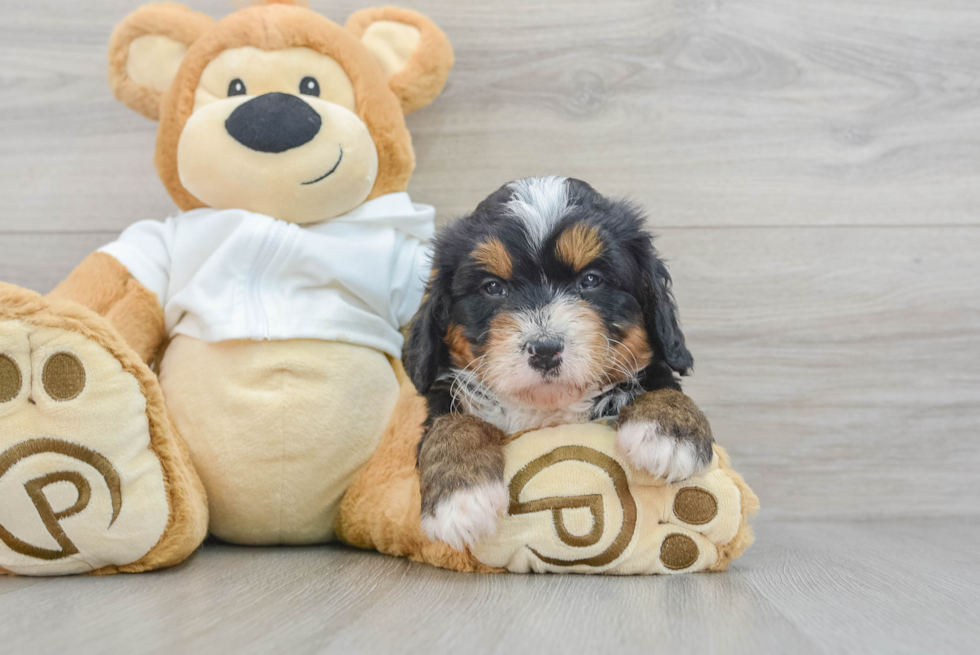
left=225, top=92, right=322, bottom=153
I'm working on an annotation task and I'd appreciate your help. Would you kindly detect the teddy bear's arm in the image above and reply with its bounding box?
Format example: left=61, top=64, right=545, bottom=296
left=46, top=252, right=165, bottom=364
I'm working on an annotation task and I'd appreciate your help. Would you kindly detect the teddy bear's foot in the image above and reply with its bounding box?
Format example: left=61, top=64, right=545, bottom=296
left=0, top=284, right=207, bottom=576
left=641, top=463, right=754, bottom=573
left=468, top=423, right=758, bottom=574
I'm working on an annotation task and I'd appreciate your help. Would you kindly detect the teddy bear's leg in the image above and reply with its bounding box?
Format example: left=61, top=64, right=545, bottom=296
left=466, top=426, right=759, bottom=575
left=158, top=336, right=401, bottom=546
left=616, top=445, right=760, bottom=574
left=0, top=283, right=208, bottom=576
left=662, top=445, right=760, bottom=572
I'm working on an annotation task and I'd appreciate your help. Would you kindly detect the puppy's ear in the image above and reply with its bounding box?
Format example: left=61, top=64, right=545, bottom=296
left=402, top=274, right=450, bottom=393
left=639, top=246, right=694, bottom=375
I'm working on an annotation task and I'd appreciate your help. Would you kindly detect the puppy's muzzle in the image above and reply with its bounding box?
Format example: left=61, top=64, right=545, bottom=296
left=527, top=339, right=563, bottom=373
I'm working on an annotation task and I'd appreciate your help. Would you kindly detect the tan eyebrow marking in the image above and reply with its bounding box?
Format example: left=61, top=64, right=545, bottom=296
left=471, top=238, right=513, bottom=279
left=555, top=223, right=604, bottom=272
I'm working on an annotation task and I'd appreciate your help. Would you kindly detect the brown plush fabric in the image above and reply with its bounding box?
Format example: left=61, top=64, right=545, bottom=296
left=707, top=446, right=760, bottom=572
left=47, top=252, right=166, bottom=365
left=108, top=2, right=214, bottom=120
left=0, top=283, right=208, bottom=575
left=152, top=3, right=416, bottom=211
left=345, top=7, right=455, bottom=115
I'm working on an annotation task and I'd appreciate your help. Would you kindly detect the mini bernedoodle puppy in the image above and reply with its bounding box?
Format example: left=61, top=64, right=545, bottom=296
left=403, top=176, right=714, bottom=550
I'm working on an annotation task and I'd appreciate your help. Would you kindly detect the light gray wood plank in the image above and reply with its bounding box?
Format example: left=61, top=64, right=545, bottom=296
left=741, top=519, right=980, bottom=655
left=0, top=576, right=41, bottom=597
left=661, top=226, right=980, bottom=519
left=0, top=519, right=977, bottom=655
left=0, top=232, right=117, bottom=293
left=2, top=0, right=980, bottom=231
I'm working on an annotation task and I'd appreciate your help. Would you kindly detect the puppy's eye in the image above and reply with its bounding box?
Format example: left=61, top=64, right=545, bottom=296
left=482, top=280, right=508, bottom=297
left=578, top=272, right=603, bottom=290
left=228, top=79, right=247, bottom=97
left=300, top=76, right=320, bottom=97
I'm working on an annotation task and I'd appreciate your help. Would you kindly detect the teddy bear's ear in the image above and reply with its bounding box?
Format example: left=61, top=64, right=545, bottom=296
left=346, top=7, right=454, bottom=115
left=107, top=3, right=214, bottom=121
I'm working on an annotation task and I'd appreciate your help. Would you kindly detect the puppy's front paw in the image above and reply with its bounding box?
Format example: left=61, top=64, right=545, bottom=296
left=420, top=481, right=509, bottom=551
left=616, top=420, right=711, bottom=483
left=616, top=389, right=714, bottom=482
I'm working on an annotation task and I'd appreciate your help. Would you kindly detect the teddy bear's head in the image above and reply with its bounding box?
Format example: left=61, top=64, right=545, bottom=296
left=108, top=0, right=453, bottom=223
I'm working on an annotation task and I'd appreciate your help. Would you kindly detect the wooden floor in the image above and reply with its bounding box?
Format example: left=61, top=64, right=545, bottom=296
left=1, top=518, right=978, bottom=654
left=2, top=0, right=979, bottom=652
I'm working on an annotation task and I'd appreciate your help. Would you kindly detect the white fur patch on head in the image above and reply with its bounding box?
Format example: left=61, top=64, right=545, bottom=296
left=616, top=420, right=705, bottom=483
left=506, top=176, right=570, bottom=247
left=420, top=481, right=509, bottom=551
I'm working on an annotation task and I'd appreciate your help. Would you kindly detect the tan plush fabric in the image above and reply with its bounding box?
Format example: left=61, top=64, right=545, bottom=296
left=108, top=3, right=454, bottom=213
left=127, top=35, right=188, bottom=93
left=176, top=47, right=380, bottom=223
left=346, top=7, right=455, bottom=115
left=0, top=283, right=208, bottom=577
left=337, top=362, right=758, bottom=574
left=150, top=3, right=416, bottom=211
left=158, top=336, right=399, bottom=545
left=706, top=446, right=760, bottom=572
left=108, top=2, right=214, bottom=120
left=47, top=252, right=166, bottom=365
left=360, top=22, right=421, bottom=79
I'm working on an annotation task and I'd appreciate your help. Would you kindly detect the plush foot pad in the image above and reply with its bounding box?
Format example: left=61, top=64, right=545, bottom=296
left=468, top=423, right=758, bottom=574
left=0, top=285, right=207, bottom=576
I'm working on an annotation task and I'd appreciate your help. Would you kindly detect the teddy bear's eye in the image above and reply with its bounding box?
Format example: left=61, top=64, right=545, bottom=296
left=300, top=76, right=320, bottom=97
left=227, top=79, right=247, bottom=97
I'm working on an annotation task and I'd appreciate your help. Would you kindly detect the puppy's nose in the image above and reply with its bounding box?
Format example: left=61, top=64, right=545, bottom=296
left=527, top=340, right=563, bottom=372
left=225, top=92, right=322, bottom=153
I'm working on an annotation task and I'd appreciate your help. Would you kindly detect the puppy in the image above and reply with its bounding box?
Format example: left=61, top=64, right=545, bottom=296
left=403, top=176, right=714, bottom=550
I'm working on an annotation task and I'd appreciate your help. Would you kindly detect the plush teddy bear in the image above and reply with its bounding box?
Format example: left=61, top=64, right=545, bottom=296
left=0, top=0, right=757, bottom=578
left=0, top=0, right=453, bottom=575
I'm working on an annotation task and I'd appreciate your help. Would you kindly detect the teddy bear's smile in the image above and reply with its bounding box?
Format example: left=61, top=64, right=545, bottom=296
left=301, top=147, right=344, bottom=186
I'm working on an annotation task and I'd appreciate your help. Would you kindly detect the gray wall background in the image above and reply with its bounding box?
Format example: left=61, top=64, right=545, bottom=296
left=2, top=0, right=978, bottom=521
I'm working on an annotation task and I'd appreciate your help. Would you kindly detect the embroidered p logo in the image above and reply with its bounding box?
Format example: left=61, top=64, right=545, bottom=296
left=0, top=438, right=122, bottom=561
left=508, top=445, right=637, bottom=567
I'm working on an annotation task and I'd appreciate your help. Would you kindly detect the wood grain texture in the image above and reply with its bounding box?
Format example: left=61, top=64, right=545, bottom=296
left=0, top=519, right=977, bottom=654
left=3, top=0, right=980, bottom=231
left=665, top=226, right=980, bottom=519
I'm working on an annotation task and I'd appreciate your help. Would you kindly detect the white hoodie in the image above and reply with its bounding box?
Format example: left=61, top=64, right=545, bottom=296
left=99, top=192, right=434, bottom=358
